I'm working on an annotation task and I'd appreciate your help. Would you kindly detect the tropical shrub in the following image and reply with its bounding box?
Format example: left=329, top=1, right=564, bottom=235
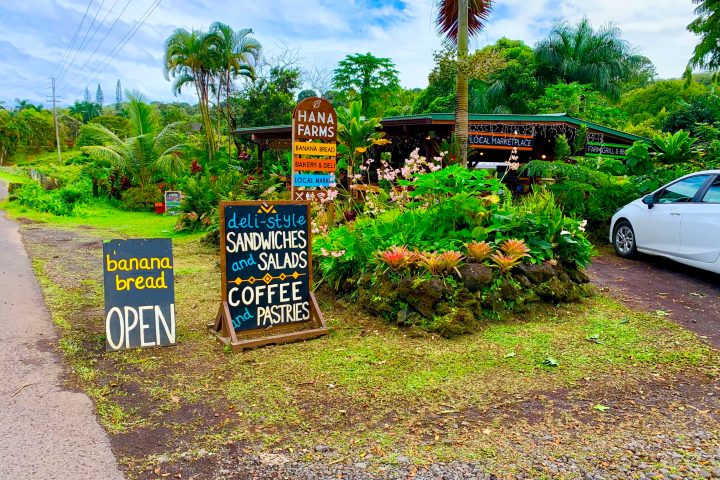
left=12, top=182, right=88, bottom=216
left=120, top=185, right=162, bottom=212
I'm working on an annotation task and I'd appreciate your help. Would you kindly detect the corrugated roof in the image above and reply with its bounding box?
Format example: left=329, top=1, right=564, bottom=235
left=234, top=113, right=650, bottom=143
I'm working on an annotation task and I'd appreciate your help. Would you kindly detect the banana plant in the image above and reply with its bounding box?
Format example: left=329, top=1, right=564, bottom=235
left=652, top=130, right=698, bottom=164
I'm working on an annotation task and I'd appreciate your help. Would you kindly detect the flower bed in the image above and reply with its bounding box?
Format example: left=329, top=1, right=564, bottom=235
left=314, top=160, right=593, bottom=337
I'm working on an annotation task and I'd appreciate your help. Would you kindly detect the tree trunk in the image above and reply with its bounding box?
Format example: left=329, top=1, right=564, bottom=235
left=455, top=0, right=470, bottom=168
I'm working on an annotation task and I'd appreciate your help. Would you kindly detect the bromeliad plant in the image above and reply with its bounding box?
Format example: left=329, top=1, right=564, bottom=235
left=490, top=252, right=525, bottom=274
left=416, top=250, right=464, bottom=276
left=466, top=241, right=493, bottom=263
left=376, top=246, right=416, bottom=271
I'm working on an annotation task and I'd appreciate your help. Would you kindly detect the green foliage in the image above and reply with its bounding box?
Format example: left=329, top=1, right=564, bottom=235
left=17, top=109, right=56, bottom=152
left=624, top=141, right=654, bottom=175
left=531, top=83, right=627, bottom=128
left=554, top=135, right=572, bottom=161
left=89, top=115, right=131, bottom=138
left=620, top=80, right=707, bottom=127
left=69, top=101, right=102, bottom=123
left=652, top=130, right=698, bottom=164
left=403, top=164, right=504, bottom=198
left=688, top=0, right=720, bottom=70
left=483, top=38, right=539, bottom=113
left=314, top=188, right=592, bottom=290
left=661, top=91, right=720, bottom=134
left=120, top=185, right=162, bottom=212
left=12, top=182, right=89, bottom=216
left=333, top=53, right=400, bottom=117
left=0, top=109, right=22, bottom=164
left=535, top=17, right=654, bottom=99
left=230, top=66, right=301, bottom=128
left=81, top=92, right=188, bottom=188
left=77, top=124, right=112, bottom=149
left=523, top=160, right=642, bottom=226
left=336, top=101, right=387, bottom=174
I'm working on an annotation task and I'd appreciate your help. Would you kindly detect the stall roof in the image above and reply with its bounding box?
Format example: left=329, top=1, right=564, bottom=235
left=234, top=113, right=649, bottom=144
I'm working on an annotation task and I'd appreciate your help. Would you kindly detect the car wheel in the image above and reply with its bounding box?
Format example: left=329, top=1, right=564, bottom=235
left=613, top=220, right=637, bottom=258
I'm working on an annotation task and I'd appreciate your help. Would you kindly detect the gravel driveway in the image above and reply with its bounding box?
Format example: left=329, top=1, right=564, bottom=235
left=588, top=249, right=720, bottom=348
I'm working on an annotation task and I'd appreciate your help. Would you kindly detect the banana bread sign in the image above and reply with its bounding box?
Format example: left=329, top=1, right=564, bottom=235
left=103, top=239, right=176, bottom=351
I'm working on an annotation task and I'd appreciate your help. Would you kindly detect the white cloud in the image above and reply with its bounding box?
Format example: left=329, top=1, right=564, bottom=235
left=0, top=0, right=703, bottom=107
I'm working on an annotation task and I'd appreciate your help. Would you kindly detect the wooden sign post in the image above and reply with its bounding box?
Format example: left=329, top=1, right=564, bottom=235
left=209, top=200, right=328, bottom=351
left=291, top=98, right=337, bottom=210
left=103, top=239, right=176, bottom=351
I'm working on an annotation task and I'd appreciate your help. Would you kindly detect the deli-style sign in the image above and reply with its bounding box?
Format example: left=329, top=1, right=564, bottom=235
left=210, top=201, right=328, bottom=350
left=103, top=239, right=176, bottom=351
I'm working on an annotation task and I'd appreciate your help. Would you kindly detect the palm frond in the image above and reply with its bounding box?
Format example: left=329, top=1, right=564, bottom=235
left=436, top=0, right=493, bottom=42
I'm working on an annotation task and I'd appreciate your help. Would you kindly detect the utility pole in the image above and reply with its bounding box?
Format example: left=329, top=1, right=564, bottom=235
left=50, top=77, right=62, bottom=163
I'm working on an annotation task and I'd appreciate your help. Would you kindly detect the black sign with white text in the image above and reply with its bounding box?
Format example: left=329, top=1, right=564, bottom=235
left=221, top=202, right=312, bottom=332
left=103, top=239, right=175, bottom=351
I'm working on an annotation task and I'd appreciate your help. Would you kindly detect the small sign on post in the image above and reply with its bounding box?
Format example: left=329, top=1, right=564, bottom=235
left=209, top=200, right=328, bottom=351
left=103, top=239, right=176, bottom=351
left=164, top=190, right=182, bottom=215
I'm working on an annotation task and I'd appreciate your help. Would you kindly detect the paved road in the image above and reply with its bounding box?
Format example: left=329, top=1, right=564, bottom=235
left=0, top=181, right=123, bottom=480
left=588, top=250, right=720, bottom=348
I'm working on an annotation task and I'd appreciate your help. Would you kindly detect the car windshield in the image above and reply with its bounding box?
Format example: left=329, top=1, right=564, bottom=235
left=657, top=175, right=711, bottom=203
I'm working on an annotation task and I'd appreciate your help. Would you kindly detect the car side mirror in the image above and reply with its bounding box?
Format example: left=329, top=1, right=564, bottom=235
left=642, top=194, right=655, bottom=209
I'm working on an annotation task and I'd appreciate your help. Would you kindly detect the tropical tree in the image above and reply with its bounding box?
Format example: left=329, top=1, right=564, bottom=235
left=164, top=28, right=217, bottom=154
left=81, top=92, right=187, bottom=188
left=96, top=84, right=104, bottom=106
left=208, top=22, right=261, bottom=151
left=69, top=100, right=102, bottom=123
left=336, top=101, right=389, bottom=184
left=535, top=17, right=649, bottom=100
left=14, top=99, right=43, bottom=112
left=115, top=79, right=123, bottom=111
left=688, top=0, right=720, bottom=71
left=332, top=53, right=400, bottom=117
left=0, top=109, right=22, bottom=164
left=435, top=0, right=494, bottom=167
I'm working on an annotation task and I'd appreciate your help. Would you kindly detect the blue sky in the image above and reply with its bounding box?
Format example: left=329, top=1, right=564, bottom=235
left=0, top=0, right=700, bottom=107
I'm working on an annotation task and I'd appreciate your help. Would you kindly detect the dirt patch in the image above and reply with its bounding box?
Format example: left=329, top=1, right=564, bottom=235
left=588, top=249, right=720, bottom=347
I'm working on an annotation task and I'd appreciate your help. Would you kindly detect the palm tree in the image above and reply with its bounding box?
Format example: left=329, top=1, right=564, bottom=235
left=164, top=28, right=217, bottom=155
left=535, top=17, right=644, bottom=100
left=435, top=0, right=493, bottom=167
left=81, top=92, right=186, bottom=188
left=209, top=23, right=261, bottom=152
left=336, top=101, right=389, bottom=185
left=69, top=100, right=102, bottom=123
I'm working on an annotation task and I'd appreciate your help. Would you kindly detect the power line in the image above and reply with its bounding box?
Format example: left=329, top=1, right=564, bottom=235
left=57, top=0, right=107, bottom=86
left=62, top=0, right=131, bottom=91
left=54, top=0, right=94, bottom=78
left=68, top=0, right=163, bottom=99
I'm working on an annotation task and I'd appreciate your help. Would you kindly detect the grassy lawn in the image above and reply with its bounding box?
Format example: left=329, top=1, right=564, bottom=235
left=1, top=197, right=186, bottom=238
left=17, top=216, right=716, bottom=477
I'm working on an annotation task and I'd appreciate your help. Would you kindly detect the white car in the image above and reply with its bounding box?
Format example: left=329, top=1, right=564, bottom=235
left=610, top=170, right=720, bottom=274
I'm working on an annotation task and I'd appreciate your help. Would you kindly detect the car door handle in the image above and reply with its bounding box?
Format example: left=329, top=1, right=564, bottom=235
left=670, top=212, right=682, bottom=216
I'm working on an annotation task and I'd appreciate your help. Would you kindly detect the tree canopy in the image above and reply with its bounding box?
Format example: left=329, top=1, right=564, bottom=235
left=332, top=53, right=400, bottom=117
